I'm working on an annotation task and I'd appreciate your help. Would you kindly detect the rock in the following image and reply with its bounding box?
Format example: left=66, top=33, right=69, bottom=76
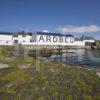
left=0, top=63, right=9, bottom=68
left=96, top=72, right=100, bottom=77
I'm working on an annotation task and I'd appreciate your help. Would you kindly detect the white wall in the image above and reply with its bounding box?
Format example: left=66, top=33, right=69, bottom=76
left=83, top=40, right=95, bottom=43
left=74, top=41, right=85, bottom=46
left=13, top=34, right=75, bottom=46
left=37, top=35, right=75, bottom=45
left=0, top=34, right=86, bottom=46
left=0, top=35, right=13, bottom=45
left=13, top=35, right=37, bottom=45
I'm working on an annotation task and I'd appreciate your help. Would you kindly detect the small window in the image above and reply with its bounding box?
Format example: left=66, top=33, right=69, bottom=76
left=14, top=40, right=18, bottom=43
left=13, top=34, right=18, bottom=37
left=6, top=41, right=9, bottom=43
left=30, top=39, right=33, bottom=42
left=22, top=34, right=26, bottom=37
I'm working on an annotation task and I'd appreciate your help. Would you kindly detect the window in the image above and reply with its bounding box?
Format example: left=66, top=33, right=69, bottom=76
left=22, top=34, right=26, bottom=37
left=30, top=39, right=33, bottom=42
left=6, top=41, right=9, bottom=43
left=31, top=33, right=37, bottom=42
left=13, top=34, right=18, bottom=37
left=14, top=40, right=18, bottom=43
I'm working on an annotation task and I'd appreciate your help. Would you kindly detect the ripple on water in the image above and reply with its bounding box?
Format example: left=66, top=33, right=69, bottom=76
left=48, top=49, right=100, bottom=68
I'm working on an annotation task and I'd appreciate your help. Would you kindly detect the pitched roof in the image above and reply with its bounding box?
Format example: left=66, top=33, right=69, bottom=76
left=75, top=37, right=81, bottom=41
left=80, top=35, right=95, bottom=40
left=0, top=31, right=74, bottom=37
left=34, top=32, right=74, bottom=37
left=0, top=32, right=13, bottom=35
left=84, top=36, right=95, bottom=40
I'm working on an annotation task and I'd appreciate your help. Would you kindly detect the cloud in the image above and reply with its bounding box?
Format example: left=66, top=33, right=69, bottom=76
left=57, top=25, right=100, bottom=33
left=42, top=30, right=49, bottom=32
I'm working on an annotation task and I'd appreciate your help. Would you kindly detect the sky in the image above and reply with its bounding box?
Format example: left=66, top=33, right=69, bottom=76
left=0, top=0, right=100, bottom=39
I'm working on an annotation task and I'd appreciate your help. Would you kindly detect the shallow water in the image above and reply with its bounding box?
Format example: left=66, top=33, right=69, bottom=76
left=48, top=49, right=100, bottom=68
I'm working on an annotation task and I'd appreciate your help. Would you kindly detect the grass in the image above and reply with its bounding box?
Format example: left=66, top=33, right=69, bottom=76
left=0, top=70, right=29, bottom=81
left=0, top=60, right=100, bottom=99
left=0, top=46, right=100, bottom=100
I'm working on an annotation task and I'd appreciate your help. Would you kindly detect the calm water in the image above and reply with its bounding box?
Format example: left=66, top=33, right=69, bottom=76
left=48, top=49, right=100, bottom=68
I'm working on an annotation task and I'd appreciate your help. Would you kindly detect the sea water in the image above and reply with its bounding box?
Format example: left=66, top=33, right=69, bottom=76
left=48, top=49, right=100, bottom=68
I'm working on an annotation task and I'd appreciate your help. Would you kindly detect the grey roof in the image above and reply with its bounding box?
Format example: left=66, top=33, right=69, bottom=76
left=0, top=32, right=13, bottom=35
left=0, top=31, right=30, bottom=35
left=80, top=35, right=95, bottom=40
left=0, top=31, right=74, bottom=37
left=84, top=36, right=95, bottom=40
left=75, top=38, right=81, bottom=41
left=33, top=32, right=74, bottom=37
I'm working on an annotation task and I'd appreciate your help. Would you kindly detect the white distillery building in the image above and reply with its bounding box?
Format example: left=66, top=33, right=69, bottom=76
left=0, top=32, right=95, bottom=46
left=0, top=32, right=13, bottom=45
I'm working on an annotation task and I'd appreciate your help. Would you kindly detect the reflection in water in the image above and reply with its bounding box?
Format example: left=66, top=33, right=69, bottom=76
left=48, top=49, right=100, bottom=67
left=87, top=50, right=100, bottom=64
